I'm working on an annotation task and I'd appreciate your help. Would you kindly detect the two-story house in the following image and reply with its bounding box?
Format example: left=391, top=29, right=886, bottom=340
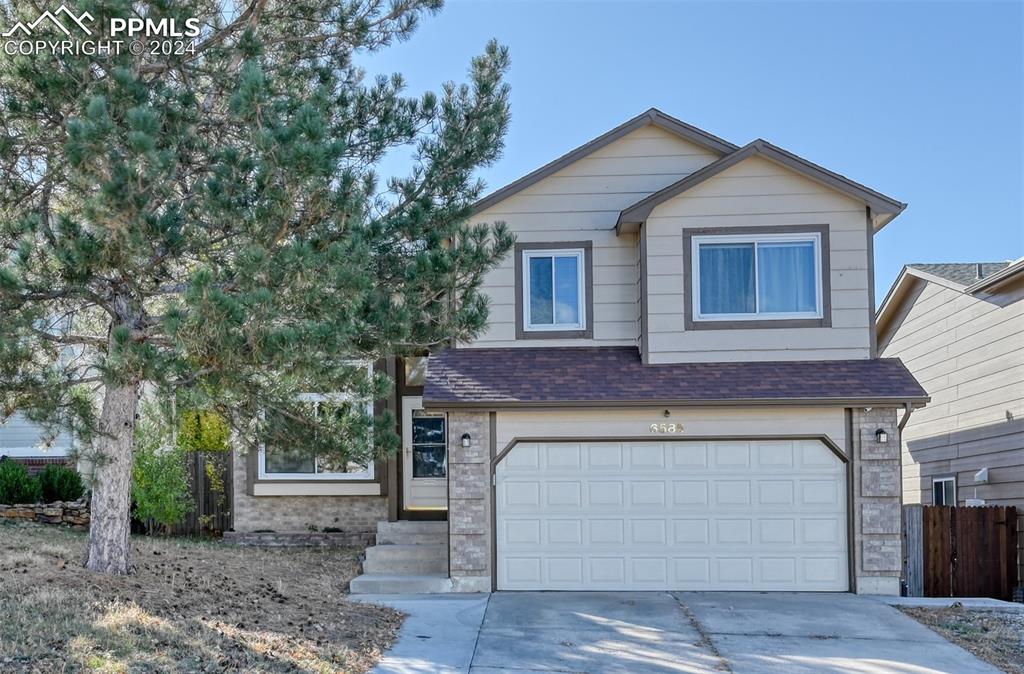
left=877, top=258, right=1023, bottom=582
left=230, top=109, right=928, bottom=596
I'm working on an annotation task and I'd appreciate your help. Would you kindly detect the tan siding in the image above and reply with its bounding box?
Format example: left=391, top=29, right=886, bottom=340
left=882, top=276, right=1024, bottom=514
left=643, top=155, right=872, bottom=363
left=467, top=126, right=720, bottom=348
left=495, top=406, right=848, bottom=453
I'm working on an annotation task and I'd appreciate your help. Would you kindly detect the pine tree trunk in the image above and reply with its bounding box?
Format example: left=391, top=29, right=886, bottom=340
left=85, top=381, right=139, bottom=575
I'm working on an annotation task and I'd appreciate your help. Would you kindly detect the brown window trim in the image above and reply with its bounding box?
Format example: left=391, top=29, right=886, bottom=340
left=682, top=224, right=832, bottom=331
left=514, top=241, right=594, bottom=340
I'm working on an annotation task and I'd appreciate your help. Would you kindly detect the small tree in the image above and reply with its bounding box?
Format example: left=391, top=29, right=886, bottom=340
left=0, top=0, right=512, bottom=573
left=131, top=407, right=194, bottom=531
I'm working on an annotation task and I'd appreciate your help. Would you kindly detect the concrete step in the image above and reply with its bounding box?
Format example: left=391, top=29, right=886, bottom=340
left=349, top=573, right=453, bottom=594
left=365, top=544, right=447, bottom=563
left=362, top=556, right=447, bottom=575
left=378, top=532, right=447, bottom=545
left=376, top=520, right=447, bottom=535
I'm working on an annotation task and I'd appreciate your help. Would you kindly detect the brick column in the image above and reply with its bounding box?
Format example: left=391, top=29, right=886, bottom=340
left=852, top=407, right=902, bottom=595
left=447, top=411, right=492, bottom=592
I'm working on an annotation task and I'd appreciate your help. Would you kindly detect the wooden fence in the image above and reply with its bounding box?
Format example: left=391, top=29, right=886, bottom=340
left=903, top=505, right=1018, bottom=600
left=140, top=451, right=232, bottom=537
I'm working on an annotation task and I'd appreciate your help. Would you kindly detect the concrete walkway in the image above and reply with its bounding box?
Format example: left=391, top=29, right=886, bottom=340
left=351, top=594, right=490, bottom=674
left=356, top=591, right=1005, bottom=674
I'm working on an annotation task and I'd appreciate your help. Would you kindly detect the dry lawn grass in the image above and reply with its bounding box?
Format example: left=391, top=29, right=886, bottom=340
left=0, top=520, right=402, bottom=673
left=901, top=605, right=1024, bottom=674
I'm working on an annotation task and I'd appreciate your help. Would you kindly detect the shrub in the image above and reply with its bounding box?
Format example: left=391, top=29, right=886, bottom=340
left=0, top=460, right=42, bottom=504
left=132, top=412, right=194, bottom=531
left=36, top=464, right=85, bottom=502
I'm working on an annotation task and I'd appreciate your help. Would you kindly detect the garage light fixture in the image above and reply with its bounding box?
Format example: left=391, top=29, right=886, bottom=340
left=461, top=433, right=471, bottom=448
left=875, top=428, right=888, bottom=444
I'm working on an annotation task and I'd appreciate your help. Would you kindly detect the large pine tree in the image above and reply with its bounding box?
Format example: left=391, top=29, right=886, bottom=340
left=0, top=0, right=512, bottom=574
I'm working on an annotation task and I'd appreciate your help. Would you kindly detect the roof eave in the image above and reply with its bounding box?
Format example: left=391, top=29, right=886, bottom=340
left=423, top=395, right=930, bottom=410
left=615, top=139, right=906, bottom=235
left=966, top=258, right=1024, bottom=294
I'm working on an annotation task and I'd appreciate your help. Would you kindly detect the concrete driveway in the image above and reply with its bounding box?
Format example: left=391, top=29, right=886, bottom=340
left=358, top=591, right=1004, bottom=674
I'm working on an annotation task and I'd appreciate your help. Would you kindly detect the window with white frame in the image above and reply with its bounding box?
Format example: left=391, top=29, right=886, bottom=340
left=522, top=248, right=586, bottom=331
left=692, top=232, right=823, bottom=321
left=932, top=476, right=956, bottom=505
left=258, top=367, right=375, bottom=481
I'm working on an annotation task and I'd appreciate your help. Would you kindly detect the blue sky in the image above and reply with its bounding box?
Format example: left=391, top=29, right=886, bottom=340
left=363, top=0, right=1023, bottom=294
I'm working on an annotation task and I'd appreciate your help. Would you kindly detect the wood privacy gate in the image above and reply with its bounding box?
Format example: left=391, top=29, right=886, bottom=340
left=903, top=505, right=1018, bottom=600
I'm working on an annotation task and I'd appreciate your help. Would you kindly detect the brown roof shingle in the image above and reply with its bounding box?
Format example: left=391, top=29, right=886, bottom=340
left=424, top=347, right=928, bottom=408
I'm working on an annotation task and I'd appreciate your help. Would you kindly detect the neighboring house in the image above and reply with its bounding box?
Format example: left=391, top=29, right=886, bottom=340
left=231, top=109, right=928, bottom=596
left=0, top=413, right=74, bottom=475
left=877, top=258, right=1024, bottom=578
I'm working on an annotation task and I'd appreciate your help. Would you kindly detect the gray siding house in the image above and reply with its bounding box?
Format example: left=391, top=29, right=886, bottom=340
left=877, top=259, right=1024, bottom=577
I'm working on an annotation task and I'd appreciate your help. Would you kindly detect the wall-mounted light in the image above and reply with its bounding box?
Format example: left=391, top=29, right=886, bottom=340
left=461, top=433, right=471, bottom=448
left=875, top=428, right=888, bottom=444
left=663, top=410, right=671, bottom=418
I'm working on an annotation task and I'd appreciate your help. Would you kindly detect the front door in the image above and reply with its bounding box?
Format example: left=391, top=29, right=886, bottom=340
left=402, top=396, right=448, bottom=511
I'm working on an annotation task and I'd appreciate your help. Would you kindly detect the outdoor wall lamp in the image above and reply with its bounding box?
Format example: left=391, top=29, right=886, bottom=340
left=461, top=433, right=471, bottom=447
left=875, top=428, right=888, bottom=444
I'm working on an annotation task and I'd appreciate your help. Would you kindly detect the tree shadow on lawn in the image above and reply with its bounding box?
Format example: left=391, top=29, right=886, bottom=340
left=0, top=521, right=402, bottom=673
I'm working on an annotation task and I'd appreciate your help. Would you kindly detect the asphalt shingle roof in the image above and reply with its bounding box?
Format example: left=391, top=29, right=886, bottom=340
left=907, top=262, right=1011, bottom=287
left=424, top=347, right=928, bottom=407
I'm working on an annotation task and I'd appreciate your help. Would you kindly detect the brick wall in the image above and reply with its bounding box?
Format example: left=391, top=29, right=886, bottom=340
left=6, top=456, right=74, bottom=477
left=852, top=407, right=902, bottom=595
left=231, top=450, right=386, bottom=534
left=447, top=411, right=492, bottom=592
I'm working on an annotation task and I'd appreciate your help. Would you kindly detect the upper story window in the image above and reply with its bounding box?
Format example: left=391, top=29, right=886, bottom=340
left=515, top=242, right=593, bottom=339
left=689, top=230, right=826, bottom=324
left=525, top=249, right=585, bottom=330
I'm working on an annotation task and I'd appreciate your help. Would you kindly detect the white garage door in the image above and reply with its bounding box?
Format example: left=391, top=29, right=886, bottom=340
left=496, top=439, right=848, bottom=591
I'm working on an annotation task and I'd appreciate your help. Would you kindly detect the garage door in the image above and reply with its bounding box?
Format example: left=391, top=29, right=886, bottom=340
left=495, top=439, right=848, bottom=591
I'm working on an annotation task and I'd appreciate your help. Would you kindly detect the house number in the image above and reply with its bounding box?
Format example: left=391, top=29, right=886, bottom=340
left=649, top=423, right=685, bottom=434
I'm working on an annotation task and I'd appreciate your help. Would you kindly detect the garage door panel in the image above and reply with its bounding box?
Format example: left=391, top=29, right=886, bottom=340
left=670, top=442, right=708, bottom=467
left=672, top=480, right=709, bottom=505
left=585, top=442, right=625, bottom=469
left=673, top=519, right=710, bottom=544
left=546, top=444, right=581, bottom=468
left=629, top=443, right=666, bottom=468
left=587, top=481, right=623, bottom=506
left=756, top=441, right=796, bottom=467
left=496, top=439, right=848, bottom=591
left=630, top=481, right=666, bottom=506
left=713, top=442, right=751, bottom=467
left=714, top=480, right=751, bottom=505
left=546, top=481, right=581, bottom=506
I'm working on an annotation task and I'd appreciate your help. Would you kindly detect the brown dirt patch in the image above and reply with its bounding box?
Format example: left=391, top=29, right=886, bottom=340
left=0, top=520, right=402, bottom=673
left=900, top=605, right=1024, bottom=674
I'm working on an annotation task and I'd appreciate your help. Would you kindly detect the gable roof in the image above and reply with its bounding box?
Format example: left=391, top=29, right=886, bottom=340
left=905, top=262, right=1011, bottom=287
left=616, top=139, right=907, bottom=234
left=876, top=258, right=1023, bottom=341
left=471, top=108, right=738, bottom=215
left=424, top=346, right=929, bottom=408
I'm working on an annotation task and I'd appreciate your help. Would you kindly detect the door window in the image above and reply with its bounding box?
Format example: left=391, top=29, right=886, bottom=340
left=412, top=413, right=446, bottom=478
